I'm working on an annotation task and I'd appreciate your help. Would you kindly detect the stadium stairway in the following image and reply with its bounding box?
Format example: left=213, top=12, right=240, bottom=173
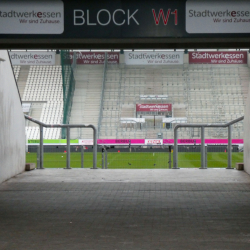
left=70, top=65, right=103, bottom=139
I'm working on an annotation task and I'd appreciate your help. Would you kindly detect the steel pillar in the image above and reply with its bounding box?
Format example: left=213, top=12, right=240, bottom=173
left=65, top=127, right=71, bottom=169
left=81, top=146, right=84, bottom=168
left=227, top=125, right=233, bottom=169
left=39, top=125, right=44, bottom=169
left=200, top=126, right=206, bottom=169
left=105, top=148, right=108, bottom=169
left=102, top=147, right=105, bottom=169
left=92, top=126, right=97, bottom=169
left=168, top=146, right=172, bottom=169
left=173, top=128, right=179, bottom=169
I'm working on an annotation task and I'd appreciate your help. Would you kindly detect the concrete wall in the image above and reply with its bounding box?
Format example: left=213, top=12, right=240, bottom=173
left=244, top=88, right=250, bottom=174
left=0, top=50, right=26, bottom=183
left=244, top=53, right=250, bottom=174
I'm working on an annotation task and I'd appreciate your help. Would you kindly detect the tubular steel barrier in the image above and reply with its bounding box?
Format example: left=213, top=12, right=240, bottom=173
left=173, top=116, right=244, bottom=169
left=24, top=115, right=97, bottom=169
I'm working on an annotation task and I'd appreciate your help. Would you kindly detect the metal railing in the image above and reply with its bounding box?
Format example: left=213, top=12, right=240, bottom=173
left=24, top=115, right=97, bottom=169
left=173, top=116, right=244, bottom=169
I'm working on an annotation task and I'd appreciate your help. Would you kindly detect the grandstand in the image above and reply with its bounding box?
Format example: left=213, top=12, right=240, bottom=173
left=14, top=65, right=63, bottom=139
left=69, top=65, right=104, bottom=139
left=99, top=63, right=248, bottom=140
left=13, top=51, right=249, bottom=141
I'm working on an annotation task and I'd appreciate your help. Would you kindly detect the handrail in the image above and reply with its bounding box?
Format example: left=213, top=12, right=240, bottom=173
left=24, top=114, right=97, bottom=169
left=173, top=116, right=244, bottom=169
left=174, top=116, right=244, bottom=130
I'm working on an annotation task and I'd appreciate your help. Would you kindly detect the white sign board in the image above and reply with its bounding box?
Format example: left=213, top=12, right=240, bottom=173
left=0, top=1, right=64, bottom=34
left=120, top=118, right=145, bottom=123
left=140, top=95, right=168, bottom=100
left=9, top=51, right=55, bottom=65
left=186, top=1, right=250, bottom=33
left=163, top=117, right=187, bottom=123
left=145, top=139, right=163, bottom=145
left=125, top=52, right=183, bottom=65
left=22, top=103, right=31, bottom=112
left=79, top=139, right=93, bottom=145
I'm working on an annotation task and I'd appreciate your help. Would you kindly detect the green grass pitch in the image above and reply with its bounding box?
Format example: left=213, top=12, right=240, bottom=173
left=26, top=152, right=243, bottom=169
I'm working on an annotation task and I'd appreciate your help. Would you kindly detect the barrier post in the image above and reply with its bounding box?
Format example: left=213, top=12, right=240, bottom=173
left=105, top=147, right=108, bottom=169
left=37, top=145, right=40, bottom=169
left=173, top=128, right=179, bottom=169
left=102, top=147, right=105, bottom=169
left=65, top=127, right=71, bottom=169
left=92, top=126, right=97, bottom=169
left=227, top=125, right=233, bottom=169
left=205, top=145, right=208, bottom=168
left=200, top=126, right=207, bottom=169
left=39, top=125, right=44, bottom=169
left=81, top=146, right=84, bottom=168
left=168, top=146, right=172, bottom=169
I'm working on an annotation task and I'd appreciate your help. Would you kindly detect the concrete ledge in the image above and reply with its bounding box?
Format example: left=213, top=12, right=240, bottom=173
left=236, top=163, right=244, bottom=170
left=25, top=163, right=36, bottom=171
left=7, top=169, right=250, bottom=183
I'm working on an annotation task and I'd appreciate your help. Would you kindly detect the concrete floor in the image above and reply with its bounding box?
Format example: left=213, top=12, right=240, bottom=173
left=1, top=169, right=250, bottom=250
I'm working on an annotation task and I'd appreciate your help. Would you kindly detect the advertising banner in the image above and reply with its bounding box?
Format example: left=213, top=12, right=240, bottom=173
left=136, top=104, right=172, bottom=112
left=79, top=139, right=94, bottom=145
left=28, top=138, right=244, bottom=145
left=186, top=1, right=250, bottom=34
left=9, top=51, right=55, bottom=65
left=189, top=51, right=248, bottom=64
left=1, top=0, right=250, bottom=43
left=163, top=139, right=244, bottom=145
left=79, top=139, right=145, bottom=145
left=0, top=1, right=64, bottom=34
left=98, top=139, right=145, bottom=145
left=125, top=52, right=183, bottom=65
left=145, top=139, right=163, bottom=145
left=70, top=52, right=119, bottom=64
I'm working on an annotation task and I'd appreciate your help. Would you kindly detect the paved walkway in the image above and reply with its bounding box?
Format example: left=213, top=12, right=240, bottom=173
left=1, top=169, right=250, bottom=249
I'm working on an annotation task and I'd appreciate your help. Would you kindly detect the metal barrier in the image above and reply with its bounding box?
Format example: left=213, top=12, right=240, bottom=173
left=173, top=116, right=244, bottom=169
left=24, top=115, right=97, bottom=169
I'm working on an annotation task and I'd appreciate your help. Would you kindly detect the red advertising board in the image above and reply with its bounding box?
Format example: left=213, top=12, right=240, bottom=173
left=136, top=104, right=172, bottom=112
left=70, top=52, right=119, bottom=64
left=189, top=51, right=247, bottom=64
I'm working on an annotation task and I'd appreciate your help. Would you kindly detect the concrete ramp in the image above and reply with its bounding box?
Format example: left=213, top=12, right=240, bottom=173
left=1, top=169, right=250, bottom=250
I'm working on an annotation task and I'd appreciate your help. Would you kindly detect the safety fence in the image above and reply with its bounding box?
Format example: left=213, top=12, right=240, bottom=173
left=25, top=115, right=244, bottom=169
left=26, top=145, right=243, bottom=169
left=174, top=116, right=244, bottom=169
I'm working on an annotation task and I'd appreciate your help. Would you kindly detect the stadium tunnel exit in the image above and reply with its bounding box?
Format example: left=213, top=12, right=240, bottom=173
left=1, top=0, right=250, bottom=249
